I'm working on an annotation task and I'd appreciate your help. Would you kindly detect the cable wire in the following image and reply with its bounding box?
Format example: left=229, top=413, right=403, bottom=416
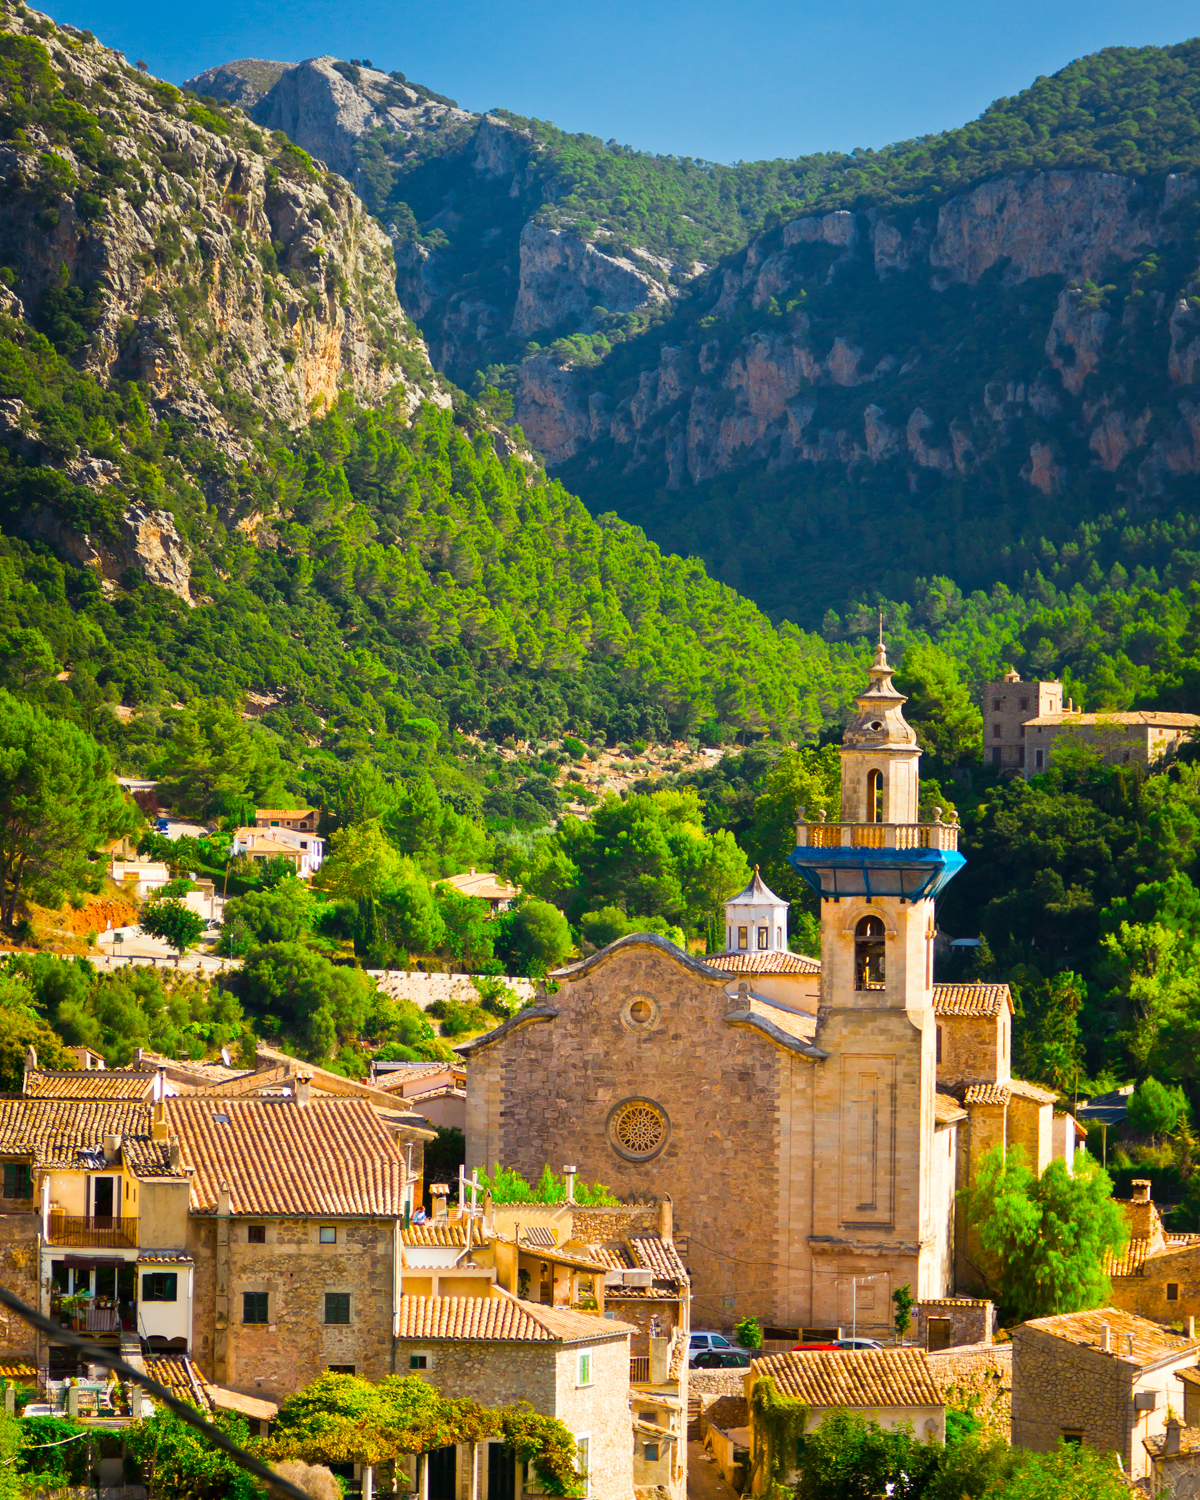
left=0, top=1284, right=307, bottom=1500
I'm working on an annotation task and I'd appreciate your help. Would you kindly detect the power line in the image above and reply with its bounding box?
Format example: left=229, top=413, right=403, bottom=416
left=0, top=1285, right=308, bottom=1500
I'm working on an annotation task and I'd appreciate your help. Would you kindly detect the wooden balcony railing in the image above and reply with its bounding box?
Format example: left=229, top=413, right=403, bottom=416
left=48, top=1214, right=138, bottom=1249
left=630, top=1356, right=650, bottom=1383
left=795, top=814, right=960, bottom=852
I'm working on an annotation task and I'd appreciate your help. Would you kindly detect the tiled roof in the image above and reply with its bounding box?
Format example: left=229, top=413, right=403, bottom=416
left=395, top=1294, right=632, bottom=1345
left=1022, top=1307, right=1200, bottom=1368
left=1108, top=1234, right=1200, bottom=1278
left=933, top=984, right=1012, bottom=1017
left=0, top=1362, right=36, bottom=1384
left=402, top=1220, right=469, bottom=1247
left=724, top=868, right=787, bottom=908
left=255, top=809, right=316, bottom=819
left=142, top=1354, right=208, bottom=1409
left=751, top=1347, right=943, bottom=1409
left=167, top=1097, right=405, bottom=1216
left=964, top=1084, right=1011, bottom=1106
left=0, top=1100, right=184, bottom=1176
left=935, top=1093, right=968, bottom=1125
left=628, top=1235, right=689, bottom=1282
left=705, top=1396, right=749, bottom=1432
left=251, top=1046, right=437, bottom=1131
left=373, top=1064, right=458, bottom=1093
left=24, top=1071, right=155, bottom=1100
left=1176, top=1367, right=1200, bottom=1391
left=439, top=871, right=519, bottom=901
left=1009, top=1078, right=1059, bottom=1104
left=920, top=1298, right=990, bottom=1308
left=706, top=951, right=821, bottom=975
left=194, top=1066, right=290, bottom=1099
left=137, top=1251, right=193, bottom=1263
left=521, top=1225, right=558, bottom=1248
left=1146, top=1426, right=1200, bottom=1457
left=1024, top=711, right=1200, bottom=728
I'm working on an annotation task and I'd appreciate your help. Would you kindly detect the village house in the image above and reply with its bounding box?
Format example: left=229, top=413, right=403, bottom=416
left=254, top=808, right=320, bottom=834
left=230, top=828, right=319, bottom=879
left=439, top=870, right=520, bottom=914
left=465, top=642, right=1072, bottom=1332
left=980, top=670, right=1200, bottom=776
left=1011, top=1307, right=1200, bottom=1481
left=743, top=1347, right=946, bottom=1492
left=1106, top=1180, right=1200, bottom=1326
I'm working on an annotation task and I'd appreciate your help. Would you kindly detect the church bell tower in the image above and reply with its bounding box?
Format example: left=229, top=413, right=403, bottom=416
left=788, top=635, right=965, bottom=1312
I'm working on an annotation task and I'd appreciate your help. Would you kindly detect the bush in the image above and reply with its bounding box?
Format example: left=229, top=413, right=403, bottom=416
left=734, top=1315, right=762, bottom=1349
left=1127, top=1077, right=1189, bottom=1137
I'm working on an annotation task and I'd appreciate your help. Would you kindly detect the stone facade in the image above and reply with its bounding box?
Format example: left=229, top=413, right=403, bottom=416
left=397, top=1332, right=633, bottom=1500
left=980, top=672, right=1062, bottom=773
left=926, top=1343, right=1011, bottom=1442
left=914, top=1298, right=995, bottom=1350
left=0, top=1210, right=39, bottom=1359
left=188, top=1215, right=398, bottom=1401
left=1012, top=1310, right=1200, bottom=1482
left=1109, top=1183, right=1200, bottom=1327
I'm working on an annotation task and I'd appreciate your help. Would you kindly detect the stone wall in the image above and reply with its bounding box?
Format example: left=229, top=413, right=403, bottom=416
left=1011, top=1325, right=1136, bottom=1475
left=937, top=1013, right=1007, bottom=1090
left=0, top=1213, right=39, bottom=1359
left=188, top=1215, right=396, bottom=1401
left=554, top=1336, right=636, bottom=1500
left=926, top=1342, right=1011, bottom=1442
left=979, top=678, right=1061, bottom=774
left=1111, top=1243, right=1200, bottom=1327
left=915, top=1300, right=995, bottom=1349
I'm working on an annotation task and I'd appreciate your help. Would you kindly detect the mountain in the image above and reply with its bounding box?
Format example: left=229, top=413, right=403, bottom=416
left=0, top=2, right=865, bottom=835
left=188, top=41, right=1200, bottom=632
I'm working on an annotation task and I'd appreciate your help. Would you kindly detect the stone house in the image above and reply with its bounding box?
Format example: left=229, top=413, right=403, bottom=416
left=395, top=1294, right=634, bottom=1500
left=254, top=807, right=319, bottom=834
left=465, top=642, right=1071, bottom=1333
left=745, top=1347, right=946, bottom=1492
left=914, top=1297, right=995, bottom=1351
left=230, top=827, right=319, bottom=879
left=1011, top=1307, right=1200, bottom=1482
left=1107, top=1180, right=1200, bottom=1327
left=1146, top=1417, right=1200, bottom=1497
left=439, top=870, right=519, bottom=914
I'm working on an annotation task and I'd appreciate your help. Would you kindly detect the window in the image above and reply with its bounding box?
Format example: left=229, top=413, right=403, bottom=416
left=325, top=1293, right=351, bottom=1325
left=737, top=926, right=748, bottom=950
left=992, top=698, right=1000, bottom=711
left=2, top=1163, right=30, bottom=1199
left=757, top=927, right=768, bottom=950
left=576, top=1351, right=592, bottom=1386
left=1018, top=747, right=1025, bottom=768
left=867, top=768, right=883, bottom=823
left=247, top=1225, right=266, bottom=1244
left=1035, top=749, right=1045, bottom=769
left=643, top=1445, right=659, bottom=1463
left=1168, top=1283, right=1180, bottom=1302
left=576, top=1436, right=589, bottom=1496
left=854, top=915, right=886, bottom=990
left=1019, top=697, right=1028, bottom=710
left=243, top=1292, right=269, bottom=1324
left=328, top=1364, right=355, bottom=1375
left=992, top=748, right=1002, bottom=766
left=1018, top=725, right=1025, bottom=738
left=1061, top=1432, right=1083, bottom=1448
left=142, top=1273, right=177, bottom=1302
left=936, top=1026, right=942, bottom=1064
left=319, top=1226, right=337, bottom=1244
left=992, top=723, right=1002, bottom=739
left=410, top=1354, right=429, bottom=1370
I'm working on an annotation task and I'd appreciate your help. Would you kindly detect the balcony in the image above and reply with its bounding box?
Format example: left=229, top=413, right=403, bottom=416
left=795, top=812, right=960, bottom=853
left=630, top=1356, right=650, bottom=1383
left=791, top=811, right=965, bottom=901
left=48, top=1214, right=138, bottom=1249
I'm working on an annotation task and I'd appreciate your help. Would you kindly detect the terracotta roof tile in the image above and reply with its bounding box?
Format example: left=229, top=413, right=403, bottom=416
left=1176, top=1367, right=1200, bottom=1391
left=142, top=1354, right=209, bottom=1409
left=0, top=1362, right=36, bottom=1384
left=395, top=1294, right=632, bottom=1344
left=706, top=951, right=821, bottom=975
left=964, top=1084, right=1011, bottom=1106
left=935, top=1093, right=968, bottom=1124
left=1146, top=1425, right=1200, bottom=1457
left=255, top=809, right=317, bottom=819
left=627, top=1235, right=689, bottom=1282
left=1024, top=711, right=1200, bottom=728
left=167, top=1097, right=405, bottom=1216
left=933, top=984, right=1012, bottom=1018
left=1022, top=1307, right=1200, bottom=1367
left=25, top=1071, right=155, bottom=1101
left=1108, top=1234, right=1200, bottom=1278
left=402, top=1220, right=469, bottom=1247
left=0, top=1100, right=184, bottom=1176
left=1009, top=1078, right=1058, bottom=1104
left=751, top=1347, right=943, bottom=1409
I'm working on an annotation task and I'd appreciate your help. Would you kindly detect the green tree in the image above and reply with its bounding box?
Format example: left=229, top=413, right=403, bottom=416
left=125, top=1408, right=259, bottom=1500
left=744, top=745, right=841, bottom=931
left=493, top=900, right=573, bottom=976
left=434, top=886, right=495, bottom=972
left=223, top=879, right=316, bottom=946
left=892, top=1283, right=914, bottom=1339
left=237, top=942, right=374, bottom=1061
left=991, top=1442, right=1134, bottom=1500
left=579, top=905, right=685, bottom=950
left=1127, top=1076, right=1189, bottom=1138
left=964, top=1146, right=1128, bottom=1322
left=1010, top=969, right=1086, bottom=1095
left=155, top=702, right=288, bottom=820
left=0, top=692, right=132, bottom=928
left=792, top=1407, right=940, bottom=1500
left=733, top=1316, right=762, bottom=1350
left=0, top=976, right=77, bottom=1088
left=139, top=900, right=207, bottom=958
left=894, top=641, right=983, bottom=766
left=318, top=821, right=403, bottom=902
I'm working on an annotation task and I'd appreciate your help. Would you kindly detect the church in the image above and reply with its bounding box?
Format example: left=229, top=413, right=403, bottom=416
left=464, top=643, right=1072, bottom=1333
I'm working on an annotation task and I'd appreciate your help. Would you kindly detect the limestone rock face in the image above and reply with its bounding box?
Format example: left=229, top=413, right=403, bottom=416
left=183, top=59, right=293, bottom=111
left=512, top=222, right=673, bottom=340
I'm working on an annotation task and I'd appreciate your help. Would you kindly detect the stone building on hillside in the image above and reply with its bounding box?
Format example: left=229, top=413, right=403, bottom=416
left=1107, top=1179, right=1200, bottom=1327
left=464, top=642, right=1075, bottom=1331
left=980, top=670, right=1199, bottom=776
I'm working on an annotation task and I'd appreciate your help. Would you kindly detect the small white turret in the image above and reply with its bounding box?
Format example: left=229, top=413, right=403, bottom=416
left=723, top=867, right=789, bottom=954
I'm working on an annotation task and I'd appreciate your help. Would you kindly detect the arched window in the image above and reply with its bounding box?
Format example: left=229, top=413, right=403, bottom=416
left=867, top=769, right=884, bottom=823
left=855, top=915, right=886, bottom=990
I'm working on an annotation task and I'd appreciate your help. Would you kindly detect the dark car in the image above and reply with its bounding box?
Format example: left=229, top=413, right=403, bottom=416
left=692, top=1349, right=752, bottom=1368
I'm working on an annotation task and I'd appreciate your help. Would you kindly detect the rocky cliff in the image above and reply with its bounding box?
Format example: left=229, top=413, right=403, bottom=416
left=0, top=6, right=447, bottom=599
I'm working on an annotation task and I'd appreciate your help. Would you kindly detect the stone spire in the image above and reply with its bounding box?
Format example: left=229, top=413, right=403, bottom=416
left=843, top=639, right=917, bottom=749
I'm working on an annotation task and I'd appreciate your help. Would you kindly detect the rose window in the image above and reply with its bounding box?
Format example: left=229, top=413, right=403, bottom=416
left=608, top=1098, right=669, bottom=1161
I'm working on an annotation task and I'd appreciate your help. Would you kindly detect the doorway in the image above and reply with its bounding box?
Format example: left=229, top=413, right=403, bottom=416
left=926, top=1318, right=953, bottom=1352
left=486, top=1444, right=515, bottom=1500
left=427, top=1446, right=456, bottom=1500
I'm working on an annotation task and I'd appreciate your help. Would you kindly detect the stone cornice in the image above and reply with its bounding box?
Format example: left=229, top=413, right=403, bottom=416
left=723, top=1009, right=829, bottom=1060
left=453, top=1005, right=559, bottom=1055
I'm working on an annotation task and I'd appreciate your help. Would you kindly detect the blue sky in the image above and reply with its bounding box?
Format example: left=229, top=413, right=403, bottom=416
left=47, top=0, right=1200, bottom=164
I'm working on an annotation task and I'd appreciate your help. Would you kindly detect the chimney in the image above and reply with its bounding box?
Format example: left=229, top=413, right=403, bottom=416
left=152, top=1099, right=168, bottom=1141
left=1126, top=1180, right=1162, bottom=1248
left=217, top=1183, right=231, bottom=1218
left=658, top=1193, right=674, bottom=1244
left=430, top=1183, right=449, bottom=1218
left=22, top=1047, right=36, bottom=1095
left=1167, top=1417, right=1183, bottom=1456
left=1127, top=1334, right=1135, bottom=1356
left=563, top=1165, right=576, bottom=1204
left=1101, top=1324, right=1112, bottom=1353
left=295, top=1074, right=311, bottom=1107
left=1133, top=1180, right=1152, bottom=1201
left=169, top=1139, right=181, bottom=1170
left=103, top=1133, right=121, bottom=1165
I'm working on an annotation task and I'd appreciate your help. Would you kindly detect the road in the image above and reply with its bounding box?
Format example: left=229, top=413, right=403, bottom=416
left=687, top=1441, right=739, bottom=1500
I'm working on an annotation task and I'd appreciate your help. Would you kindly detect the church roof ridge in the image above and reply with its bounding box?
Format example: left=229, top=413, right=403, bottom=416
left=549, top=932, right=729, bottom=986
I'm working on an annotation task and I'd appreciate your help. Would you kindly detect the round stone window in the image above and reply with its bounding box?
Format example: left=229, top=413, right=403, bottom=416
left=620, top=993, right=661, bottom=1032
left=607, top=1097, right=670, bottom=1162
left=869, top=720, right=884, bottom=731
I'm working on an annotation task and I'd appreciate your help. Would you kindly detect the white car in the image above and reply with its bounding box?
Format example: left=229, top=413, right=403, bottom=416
left=688, top=1330, right=736, bottom=1365
left=837, top=1337, right=884, bottom=1351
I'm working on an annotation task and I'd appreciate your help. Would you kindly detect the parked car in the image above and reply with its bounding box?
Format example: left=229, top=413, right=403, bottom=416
left=837, top=1338, right=884, bottom=1350
left=791, top=1342, right=842, bottom=1352
left=688, top=1330, right=736, bottom=1365
left=692, top=1349, right=752, bottom=1369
